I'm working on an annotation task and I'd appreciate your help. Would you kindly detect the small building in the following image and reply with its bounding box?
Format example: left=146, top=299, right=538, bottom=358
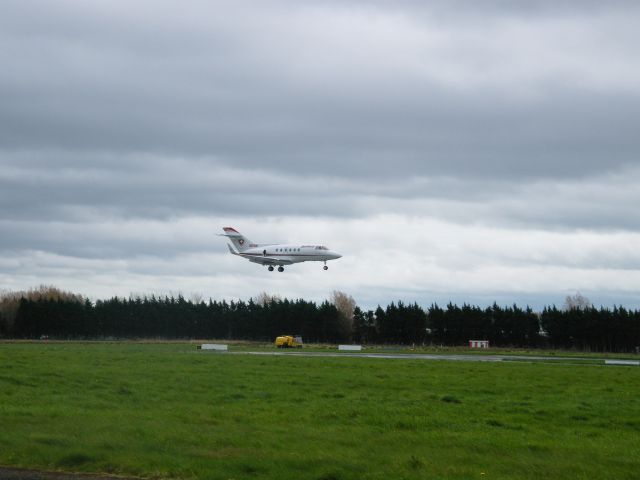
left=469, top=340, right=489, bottom=349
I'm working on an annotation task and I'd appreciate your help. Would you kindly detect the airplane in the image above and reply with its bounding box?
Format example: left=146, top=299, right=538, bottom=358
left=218, top=227, right=342, bottom=272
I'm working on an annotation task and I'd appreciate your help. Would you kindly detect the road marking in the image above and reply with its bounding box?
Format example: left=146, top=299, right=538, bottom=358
left=605, top=359, right=640, bottom=366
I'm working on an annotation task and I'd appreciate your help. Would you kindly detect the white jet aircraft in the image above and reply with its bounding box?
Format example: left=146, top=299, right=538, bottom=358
left=219, top=227, right=342, bottom=272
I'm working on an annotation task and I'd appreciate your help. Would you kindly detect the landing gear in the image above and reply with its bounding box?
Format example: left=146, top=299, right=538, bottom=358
left=268, top=266, right=274, bottom=272
left=323, top=262, right=328, bottom=271
left=278, top=266, right=284, bottom=272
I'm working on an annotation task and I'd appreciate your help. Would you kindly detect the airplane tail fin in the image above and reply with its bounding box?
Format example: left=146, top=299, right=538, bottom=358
left=227, top=243, right=239, bottom=255
left=220, top=227, right=254, bottom=252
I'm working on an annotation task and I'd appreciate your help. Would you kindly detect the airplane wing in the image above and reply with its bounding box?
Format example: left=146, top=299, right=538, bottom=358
left=228, top=242, right=293, bottom=265
left=246, top=256, right=294, bottom=266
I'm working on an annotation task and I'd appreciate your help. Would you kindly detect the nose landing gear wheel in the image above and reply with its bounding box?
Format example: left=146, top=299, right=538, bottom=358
left=268, top=266, right=274, bottom=272
left=323, top=265, right=328, bottom=270
left=278, top=266, right=284, bottom=272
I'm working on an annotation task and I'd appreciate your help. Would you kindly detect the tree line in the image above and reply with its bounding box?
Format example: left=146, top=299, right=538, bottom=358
left=5, top=295, right=348, bottom=344
left=1, top=287, right=638, bottom=352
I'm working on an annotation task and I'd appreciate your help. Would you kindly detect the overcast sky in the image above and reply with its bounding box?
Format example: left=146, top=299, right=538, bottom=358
left=2, top=0, right=640, bottom=309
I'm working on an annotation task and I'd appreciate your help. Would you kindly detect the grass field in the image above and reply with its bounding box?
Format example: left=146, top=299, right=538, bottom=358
left=1, top=343, right=639, bottom=479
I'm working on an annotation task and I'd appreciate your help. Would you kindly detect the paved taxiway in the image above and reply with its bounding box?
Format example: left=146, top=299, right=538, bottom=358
left=223, top=350, right=639, bottom=366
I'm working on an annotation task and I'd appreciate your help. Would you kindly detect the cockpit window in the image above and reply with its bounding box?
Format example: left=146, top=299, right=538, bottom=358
left=315, top=246, right=329, bottom=250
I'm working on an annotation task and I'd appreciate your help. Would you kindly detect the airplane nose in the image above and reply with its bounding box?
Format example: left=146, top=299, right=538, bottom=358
left=333, top=253, right=342, bottom=259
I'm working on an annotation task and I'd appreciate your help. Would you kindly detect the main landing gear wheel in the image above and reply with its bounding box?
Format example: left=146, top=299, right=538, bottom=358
left=278, top=266, right=284, bottom=272
left=268, top=266, right=274, bottom=272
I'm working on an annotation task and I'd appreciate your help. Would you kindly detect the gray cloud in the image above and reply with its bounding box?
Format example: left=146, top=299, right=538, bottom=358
left=1, top=1, right=639, bottom=180
left=2, top=150, right=639, bottom=232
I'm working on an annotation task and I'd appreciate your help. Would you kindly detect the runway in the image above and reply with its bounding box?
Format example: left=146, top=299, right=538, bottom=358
left=225, top=350, right=639, bottom=366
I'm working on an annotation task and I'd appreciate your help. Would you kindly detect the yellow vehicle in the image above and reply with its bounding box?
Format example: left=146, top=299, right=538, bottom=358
left=275, top=335, right=303, bottom=348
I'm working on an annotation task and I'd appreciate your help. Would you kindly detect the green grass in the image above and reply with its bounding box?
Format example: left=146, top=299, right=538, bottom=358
left=1, top=343, right=639, bottom=479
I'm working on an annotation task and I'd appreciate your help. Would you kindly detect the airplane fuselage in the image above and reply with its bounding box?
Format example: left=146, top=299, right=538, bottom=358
left=240, top=244, right=341, bottom=265
left=220, top=227, right=342, bottom=272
